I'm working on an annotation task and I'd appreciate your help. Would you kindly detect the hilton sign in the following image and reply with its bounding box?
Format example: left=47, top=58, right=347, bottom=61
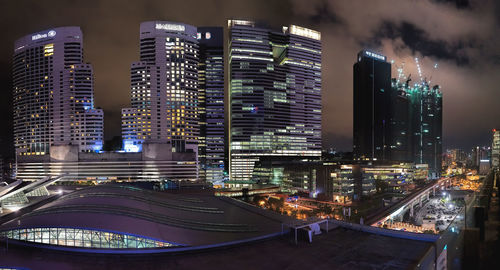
left=32, top=30, right=56, bottom=41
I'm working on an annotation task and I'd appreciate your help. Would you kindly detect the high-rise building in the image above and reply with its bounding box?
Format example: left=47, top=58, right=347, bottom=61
left=122, top=21, right=199, bottom=154
left=13, top=27, right=103, bottom=157
left=389, top=78, right=411, bottom=162
left=228, top=20, right=322, bottom=184
left=197, top=27, right=225, bottom=184
left=353, top=50, right=392, bottom=161
left=492, top=129, right=500, bottom=169
left=447, top=149, right=466, bottom=164
left=407, top=82, right=442, bottom=177
left=470, top=146, right=489, bottom=168
left=353, top=51, right=443, bottom=177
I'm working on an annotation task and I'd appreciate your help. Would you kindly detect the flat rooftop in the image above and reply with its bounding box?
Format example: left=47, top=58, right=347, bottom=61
left=1, top=185, right=289, bottom=249
left=0, top=226, right=432, bottom=269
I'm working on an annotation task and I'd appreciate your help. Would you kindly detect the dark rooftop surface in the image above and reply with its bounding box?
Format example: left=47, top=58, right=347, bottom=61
left=0, top=226, right=432, bottom=270
left=1, top=185, right=288, bottom=248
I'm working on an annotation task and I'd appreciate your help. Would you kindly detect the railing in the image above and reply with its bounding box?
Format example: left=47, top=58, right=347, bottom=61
left=328, top=219, right=440, bottom=242
left=367, top=179, right=445, bottom=225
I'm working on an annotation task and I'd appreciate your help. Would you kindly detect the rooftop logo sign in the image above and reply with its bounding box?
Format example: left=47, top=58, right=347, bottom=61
left=155, top=23, right=185, bottom=32
left=364, top=51, right=386, bottom=61
left=289, top=25, right=321, bottom=41
left=32, top=30, right=56, bottom=41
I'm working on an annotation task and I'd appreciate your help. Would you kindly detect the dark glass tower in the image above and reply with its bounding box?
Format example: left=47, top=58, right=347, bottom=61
left=353, top=50, right=392, bottom=161
left=408, top=82, right=442, bottom=177
left=197, top=27, right=225, bottom=184
left=389, top=78, right=411, bottom=162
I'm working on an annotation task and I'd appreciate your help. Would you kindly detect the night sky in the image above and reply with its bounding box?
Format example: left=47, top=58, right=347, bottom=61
left=1, top=0, right=499, bottom=158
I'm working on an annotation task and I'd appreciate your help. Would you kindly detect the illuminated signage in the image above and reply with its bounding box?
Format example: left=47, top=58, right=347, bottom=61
left=32, top=30, right=56, bottom=41
left=289, top=25, right=321, bottom=41
left=364, top=51, right=386, bottom=61
left=155, top=23, right=185, bottom=32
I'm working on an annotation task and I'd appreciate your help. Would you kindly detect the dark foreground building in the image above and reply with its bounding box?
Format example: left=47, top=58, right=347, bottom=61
left=0, top=184, right=441, bottom=269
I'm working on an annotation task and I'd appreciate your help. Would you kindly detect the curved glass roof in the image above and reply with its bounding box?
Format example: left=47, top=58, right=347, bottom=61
left=0, top=227, right=180, bottom=249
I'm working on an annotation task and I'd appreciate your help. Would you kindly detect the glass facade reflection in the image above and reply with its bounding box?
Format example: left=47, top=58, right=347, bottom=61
left=228, top=20, right=322, bottom=184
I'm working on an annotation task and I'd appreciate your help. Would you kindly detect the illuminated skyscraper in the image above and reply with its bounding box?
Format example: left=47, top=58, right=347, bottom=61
left=122, top=21, right=199, bottom=154
left=407, top=82, right=442, bottom=177
left=228, top=20, right=322, bottom=184
left=197, top=27, right=225, bottom=184
left=353, top=50, right=392, bottom=161
left=13, top=27, right=103, bottom=157
left=491, top=130, right=500, bottom=169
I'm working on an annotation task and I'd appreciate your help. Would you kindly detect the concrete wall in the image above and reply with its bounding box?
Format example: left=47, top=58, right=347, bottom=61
left=50, top=145, right=79, bottom=162
left=142, top=143, right=173, bottom=161
left=79, top=151, right=141, bottom=161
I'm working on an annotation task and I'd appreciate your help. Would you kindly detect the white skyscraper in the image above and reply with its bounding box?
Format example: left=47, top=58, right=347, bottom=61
left=122, top=21, right=199, bottom=155
left=13, top=27, right=103, bottom=157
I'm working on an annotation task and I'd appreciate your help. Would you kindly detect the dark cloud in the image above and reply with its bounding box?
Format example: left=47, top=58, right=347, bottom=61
left=372, top=21, right=471, bottom=65
left=308, top=0, right=343, bottom=25
left=433, top=0, right=470, bottom=9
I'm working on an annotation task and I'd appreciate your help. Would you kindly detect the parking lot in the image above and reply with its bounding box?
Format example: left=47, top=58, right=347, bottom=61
left=414, top=196, right=463, bottom=232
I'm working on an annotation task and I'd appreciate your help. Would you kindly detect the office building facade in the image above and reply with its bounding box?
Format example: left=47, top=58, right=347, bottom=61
left=407, top=82, right=442, bottom=177
left=492, top=130, right=500, bottom=169
left=122, top=21, right=199, bottom=154
left=228, top=20, right=322, bottom=184
left=389, top=78, right=411, bottom=162
left=353, top=51, right=443, bottom=177
left=13, top=27, right=103, bottom=157
left=197, top=27, right=225, bottom=184
left=353, top=50, right=392, bottom=161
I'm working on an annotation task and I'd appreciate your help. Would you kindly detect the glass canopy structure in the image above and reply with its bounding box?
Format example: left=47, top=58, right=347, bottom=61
left=0, top=227, right=179, bottom=249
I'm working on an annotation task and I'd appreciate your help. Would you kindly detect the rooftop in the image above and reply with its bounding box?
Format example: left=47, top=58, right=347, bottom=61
left=0, top=225, right=432, bottom=269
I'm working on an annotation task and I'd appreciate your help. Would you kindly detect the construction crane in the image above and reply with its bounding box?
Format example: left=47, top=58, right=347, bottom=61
left=414, top=57, right=424, bottom=84
left=428, top=63, right=438, bottom=85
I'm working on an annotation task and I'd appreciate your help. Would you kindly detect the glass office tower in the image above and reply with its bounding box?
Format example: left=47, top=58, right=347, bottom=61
left=353, top=50, right=392, bottom=161
left=228, top=20, right=322, bottom=184
left=353, top=50, right=442, bottom=177
left=408, top=82, right=442, bottom=177
left=390, top=78, right=411, bottom=162
left=197, top=27, right=225, bottom=184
